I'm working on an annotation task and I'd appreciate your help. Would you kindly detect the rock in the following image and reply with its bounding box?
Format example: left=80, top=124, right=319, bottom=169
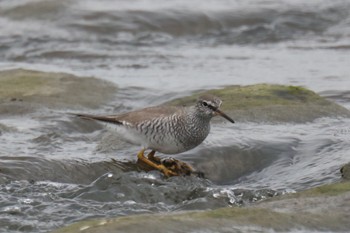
left=167, top=84, right=350, bottom=123
left=341, top=163, right=350, bottom=180
left=0, top=69, right=117, bottom=115
left=51, top=182, right=350, bottom=233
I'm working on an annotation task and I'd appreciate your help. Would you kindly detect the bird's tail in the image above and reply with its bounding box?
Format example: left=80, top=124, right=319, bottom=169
left=70, top=113, right=123, bottom=125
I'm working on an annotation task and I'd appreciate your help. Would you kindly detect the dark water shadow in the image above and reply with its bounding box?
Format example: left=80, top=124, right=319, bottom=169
left=179, top=142, right=294, bottom=185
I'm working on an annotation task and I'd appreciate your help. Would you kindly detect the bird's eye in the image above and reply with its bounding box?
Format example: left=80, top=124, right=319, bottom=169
left=202, top=101, right=208, bottom=107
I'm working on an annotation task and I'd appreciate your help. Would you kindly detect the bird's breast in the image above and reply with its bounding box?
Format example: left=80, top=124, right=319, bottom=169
left=133, top=115, right=211, bottom=154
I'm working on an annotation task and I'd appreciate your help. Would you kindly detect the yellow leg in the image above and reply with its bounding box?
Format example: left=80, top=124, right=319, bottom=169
left=147, top=150, right=195, bottom=173
left=137, top=149, right=178, bottom=177
left=147, top=150, right=162, bottom=164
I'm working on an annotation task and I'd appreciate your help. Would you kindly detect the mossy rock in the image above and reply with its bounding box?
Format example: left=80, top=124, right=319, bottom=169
left=167, top=84, right=350, bottom=123
left=52, top=181, right=350, bottom=233
left=0, top=69, right=117, bottom=114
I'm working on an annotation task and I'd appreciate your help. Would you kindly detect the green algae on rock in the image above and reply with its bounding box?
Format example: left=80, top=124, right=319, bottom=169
left=0, top=69, right=117, bottom=114
left=168, top=84, right=350, bottom=123
left=51, top=181, right=350, bottom=233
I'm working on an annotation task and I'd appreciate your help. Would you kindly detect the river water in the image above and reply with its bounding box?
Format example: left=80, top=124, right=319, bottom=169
left=0, top=0, right=350, bottom=232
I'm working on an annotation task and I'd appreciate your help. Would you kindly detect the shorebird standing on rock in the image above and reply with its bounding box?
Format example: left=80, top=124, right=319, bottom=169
left=74, top=94, right=234, bottom=177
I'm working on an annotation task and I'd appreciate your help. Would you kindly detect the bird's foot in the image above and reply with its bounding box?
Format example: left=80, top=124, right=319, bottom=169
left=160, top=158, right=194, bottom=176
left=137, top=149, right=177, bottom=177
left=137, top=149, right=203, bottom=178
left=161, top=158, right=204, bottom=178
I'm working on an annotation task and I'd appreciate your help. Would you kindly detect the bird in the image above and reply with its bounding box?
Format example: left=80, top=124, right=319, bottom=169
left=74, top=94, right=234, bottom=177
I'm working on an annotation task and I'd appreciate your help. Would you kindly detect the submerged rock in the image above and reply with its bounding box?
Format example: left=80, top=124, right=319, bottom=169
left=168, top=84, right=350, bottom=123
left=52, top=182, right=350, bottom=233
left=0, top=69, right=117, bottom=114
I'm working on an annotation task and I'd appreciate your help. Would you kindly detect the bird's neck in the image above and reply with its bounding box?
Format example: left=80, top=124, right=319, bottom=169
left=187, top=106, right=212, bottom=125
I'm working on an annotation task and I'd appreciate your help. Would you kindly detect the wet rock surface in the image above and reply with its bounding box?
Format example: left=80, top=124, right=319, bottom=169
left=52, top=181, right=350, bottom=233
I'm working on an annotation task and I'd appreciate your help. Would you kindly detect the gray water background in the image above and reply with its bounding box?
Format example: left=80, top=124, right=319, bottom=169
left=0, top=0, right=350, bottom=232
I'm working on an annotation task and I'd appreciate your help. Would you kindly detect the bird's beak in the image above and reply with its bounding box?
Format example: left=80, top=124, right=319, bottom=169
left=215, top=109, right=235, bottom=123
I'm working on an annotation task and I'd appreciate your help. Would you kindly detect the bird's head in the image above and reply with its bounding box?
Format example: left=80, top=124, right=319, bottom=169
left=196, top=94, right=234, bottom=123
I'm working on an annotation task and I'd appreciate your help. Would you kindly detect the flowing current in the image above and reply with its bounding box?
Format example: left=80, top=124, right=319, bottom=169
left=0, top=0, right=350, bottom=232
